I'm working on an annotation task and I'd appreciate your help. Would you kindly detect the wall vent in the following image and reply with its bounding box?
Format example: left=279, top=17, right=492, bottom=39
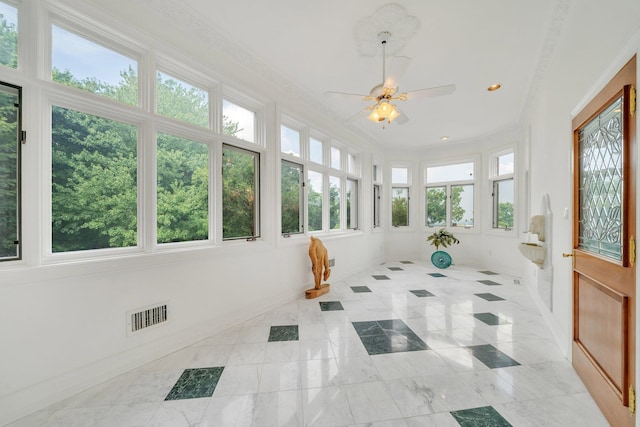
left=127, top=302, right=168, bottom=334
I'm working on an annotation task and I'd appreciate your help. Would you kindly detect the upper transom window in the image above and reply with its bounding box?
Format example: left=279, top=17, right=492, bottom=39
left=223, top=99, right=256, bottom=142
left=157, top=71, right=209, bottom=128
left=51, top=25, right=138, bottom=105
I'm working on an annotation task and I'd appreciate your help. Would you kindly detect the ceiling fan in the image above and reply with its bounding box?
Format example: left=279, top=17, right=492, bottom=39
left=325, top=31, right=456, bottom=127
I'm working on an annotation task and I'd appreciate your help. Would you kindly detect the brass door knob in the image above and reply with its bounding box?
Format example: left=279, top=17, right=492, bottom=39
left=562, top=253, right=573, bottom=258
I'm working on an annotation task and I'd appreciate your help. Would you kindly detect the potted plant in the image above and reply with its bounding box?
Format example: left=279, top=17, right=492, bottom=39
left=427, top=228, right=459, bottom=269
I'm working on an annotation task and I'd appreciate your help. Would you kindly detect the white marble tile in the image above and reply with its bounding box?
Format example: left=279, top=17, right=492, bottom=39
left=94, top=402, right=159, bottom=427
left=386, top=374, right=488, bottom=416
left=302, top=386, right=354, bottom=427
left=113, top=370, right=182, bottom=405
left=445, top=327, right=492, bottom=346
left=350, top=419, right=409, bottom=427
left=258, top=361, right=301, bottom=393
left=227, top=342, right=267, bottom=365
left=263, top=341, right=300, bottom=363
left=433, top=348, right=490, bottom=372
left=524, top=361, right=588, bottom=394
left=187, top=343, right=234, bottom=368
left=200, top=394, right=255, bottom=427
left=494, top=392, right=609, bottom=427
left=344, top=381, right=402, bottom=423
left=491, top=365, right=566, bottom=399
left=29, top=407, right=108, bottom=427
left=300, top=358, right=343, bottom=388
left=335, top=356, right=381, bottom=384
left=298, top=322, right=329, bottom=340
left=251, top=390, right=303, bottom=427
left=404, top=412, right=461, bottom=427
left=330, top=337, right=369, bottom=359
left=237, top=324, right=271, bottom=343
left=415, top=330, right=460, bottom=349
left=214, top=364, right=262, bottom=396
left=457, top=369, right=542, bottom=404
left=299, top=339, right=334, bottom=360
left=146, top=399, right=210, bottom=427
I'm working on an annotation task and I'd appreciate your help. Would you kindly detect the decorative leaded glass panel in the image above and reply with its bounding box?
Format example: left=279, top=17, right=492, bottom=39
left=578, top=96, right=624, bottom=260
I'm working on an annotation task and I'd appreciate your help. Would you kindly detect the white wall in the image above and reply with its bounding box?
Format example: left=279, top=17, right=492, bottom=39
left=523, top=0, right=640, bottom=358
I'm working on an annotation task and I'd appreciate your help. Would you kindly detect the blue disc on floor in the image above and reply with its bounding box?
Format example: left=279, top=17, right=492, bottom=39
left=431, top=250, right=452, bottom=269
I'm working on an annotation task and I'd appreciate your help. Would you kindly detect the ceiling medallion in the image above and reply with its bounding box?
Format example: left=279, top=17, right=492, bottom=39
left=353, top=3, right=420, bottom=56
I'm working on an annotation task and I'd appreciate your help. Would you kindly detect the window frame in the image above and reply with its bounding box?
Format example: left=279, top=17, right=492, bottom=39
left=222, top=86, right=263, bottom=146
left=0, top=81, right=21, bottom=262
left=48, top=15, right=143, bottom=107
left=424, top=160, right=476, bottom=230
left=221, top=143, right=261, bottom=241
left=281, top=159, right=304, bottom=236
left=489, top=149, right=515, bottom=231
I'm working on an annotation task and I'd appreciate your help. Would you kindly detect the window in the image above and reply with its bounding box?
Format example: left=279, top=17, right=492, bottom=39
left=309, top=137, right=323, bottom=164
left=223, top=99, right=256, bottom=142
left=51, top=25, right=138, bottom=105
left=492, top=151, right=514, bottom=229
left=373, top=184, right=381, bottom=228
left=51, top=106, right=138, bottom=252
left=331, top=146, right=341, bottom=169
left=425, top=161, right=475, bottom=228
left=346, top=178, right=358, bottom=230
left=391, top=166, right=410, bottom=227
left=0, top=1, right=17, bottom=69
left=281, top=160, right=303, bottom=235
left=0, top=82, right=20, bottom=261
left=307, top=170, right=323, bottom=231
left=392, top=167, right=408, bottom=184
left=426, top=186, right=446, bottom=227
left=157, top=133, right=208, bottom=243
left=392, top=187, right=409, bottom=226
left=373, top=163, right=382, bottom=229
left=348, top=153, right=357, bottom=175
left=281, top=125, right=300, bottom=157
left=157, top=71, right=209, bottom=128
left=222, top=145, right=260, bottom=240
left=329, top=175, right=341, bottom=229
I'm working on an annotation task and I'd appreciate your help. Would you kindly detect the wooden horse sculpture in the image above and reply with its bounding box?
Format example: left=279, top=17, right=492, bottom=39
left=306, top=236, right=331, bottom=298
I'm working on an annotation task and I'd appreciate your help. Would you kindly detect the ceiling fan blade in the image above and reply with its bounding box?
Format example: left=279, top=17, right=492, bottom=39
left=384, top=56, right=411, bottom=89
left=400, top=84, right=456, bottom=100
left=393, top=106, right=410, bottom=125
left=345, top=106, right=374, bottom=123
left=324, top=91, right=373, bottom=101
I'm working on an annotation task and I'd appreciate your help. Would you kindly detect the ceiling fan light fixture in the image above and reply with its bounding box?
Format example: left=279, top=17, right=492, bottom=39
left=367, top=108, right=383, bottom=122
left=387, top=106, right=400, bottom=123
left=367, top=101, right=400, bottom=124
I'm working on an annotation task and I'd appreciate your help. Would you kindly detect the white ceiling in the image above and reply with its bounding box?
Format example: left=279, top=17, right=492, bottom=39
left=108, top=0, right=561, bottom=150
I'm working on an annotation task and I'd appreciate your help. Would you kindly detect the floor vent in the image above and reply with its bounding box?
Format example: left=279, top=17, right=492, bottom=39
left=127, top=303, right=168, bottom=334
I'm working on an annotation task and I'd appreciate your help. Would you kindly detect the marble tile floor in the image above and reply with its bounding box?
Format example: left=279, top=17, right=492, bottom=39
left=8, top=261, right=609, bottom=427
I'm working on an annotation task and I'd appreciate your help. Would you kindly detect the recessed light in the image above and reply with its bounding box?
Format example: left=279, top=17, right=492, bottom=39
left=440, top=136, right=449, bottom=141
left=488, top=84, right=502, bottom=91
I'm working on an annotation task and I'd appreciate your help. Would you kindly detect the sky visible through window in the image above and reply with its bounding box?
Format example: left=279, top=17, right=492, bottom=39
left=223, top=100, right=255, bottom=142
left=281, top=125, right=300, bottom=157
left=0, top=3, right=16, bottom=27
left=51, top=25, right=136, bottom=87
left=427, top=162, right=474, bottom=183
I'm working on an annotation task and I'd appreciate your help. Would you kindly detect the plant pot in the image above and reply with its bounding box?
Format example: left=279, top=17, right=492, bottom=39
left=431, top=250, right=452, bottom=269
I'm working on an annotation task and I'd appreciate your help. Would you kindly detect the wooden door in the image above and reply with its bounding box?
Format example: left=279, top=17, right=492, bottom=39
left=571, top=55, right=636, bottom=427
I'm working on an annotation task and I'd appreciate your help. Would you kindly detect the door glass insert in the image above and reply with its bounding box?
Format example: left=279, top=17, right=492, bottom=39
left=578, top=96, right=623, bottom=260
